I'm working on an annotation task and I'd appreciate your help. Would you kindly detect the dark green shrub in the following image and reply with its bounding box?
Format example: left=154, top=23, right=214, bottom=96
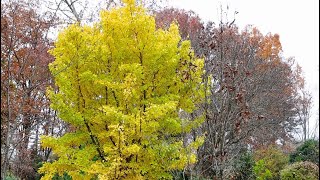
left=290, top=139, right=319, bottom=165
left=232, top=152, right=255, bottom=180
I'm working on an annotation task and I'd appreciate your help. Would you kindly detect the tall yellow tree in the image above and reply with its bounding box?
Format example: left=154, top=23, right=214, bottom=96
left=39, top=0, right=204, bottom=179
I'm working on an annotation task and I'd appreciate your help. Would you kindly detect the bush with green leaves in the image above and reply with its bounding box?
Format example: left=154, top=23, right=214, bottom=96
left=290, top=139, right=319, bottom=165
left=253, top=145, right=288, bottom=180
left=253, top=159, right=273, bottom=180
left=4, top=172, right=19, bottom=180
left=280, top=161, right=319, bottom=180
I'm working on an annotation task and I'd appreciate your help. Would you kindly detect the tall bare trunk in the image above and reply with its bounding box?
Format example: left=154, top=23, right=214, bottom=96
left=2, top=52, right=11, bottom=180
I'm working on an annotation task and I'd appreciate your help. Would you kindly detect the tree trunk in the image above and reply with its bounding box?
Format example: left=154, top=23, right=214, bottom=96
left=2, top=51, right=12, bottom=180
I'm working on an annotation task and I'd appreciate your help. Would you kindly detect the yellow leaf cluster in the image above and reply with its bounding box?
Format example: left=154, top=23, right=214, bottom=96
left=41, top=0, right=204, bottom=179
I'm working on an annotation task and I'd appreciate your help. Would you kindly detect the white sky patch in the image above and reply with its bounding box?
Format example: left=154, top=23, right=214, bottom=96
left=167, top=0, right=319, bottom=138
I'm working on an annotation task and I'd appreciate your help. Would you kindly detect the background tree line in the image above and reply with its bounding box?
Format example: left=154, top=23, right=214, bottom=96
left=1, top=0, right=317, bottom=179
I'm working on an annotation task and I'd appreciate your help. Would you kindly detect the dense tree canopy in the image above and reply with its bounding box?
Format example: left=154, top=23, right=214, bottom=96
left=39, top=1, right=204, bottom=179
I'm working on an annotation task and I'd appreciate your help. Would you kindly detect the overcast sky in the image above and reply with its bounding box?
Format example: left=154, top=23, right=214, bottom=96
left=166, top=0, right=319, bottom=138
